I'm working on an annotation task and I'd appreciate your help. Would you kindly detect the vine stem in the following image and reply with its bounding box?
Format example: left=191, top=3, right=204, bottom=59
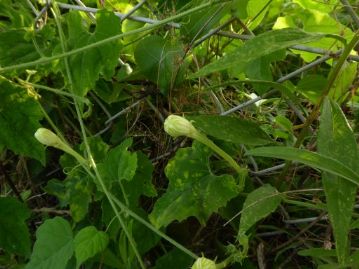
left=0, top=0, right=230, bottom=74
left=50, top=3, right=146, bottom=267
left=279, top=30, right=359, bottom=186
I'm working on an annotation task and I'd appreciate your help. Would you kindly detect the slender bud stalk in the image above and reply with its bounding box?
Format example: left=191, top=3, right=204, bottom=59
left=164, top=115, right=246, bottom=175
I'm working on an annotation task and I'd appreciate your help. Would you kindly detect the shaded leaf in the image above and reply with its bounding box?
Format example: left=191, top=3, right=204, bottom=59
left=247, top=147, right=359, bottom=185
left=191, top=28, right=323, bottom=78
left=298, top=248, right=337, bottom=258
left=0, top=79, right=45, bottom=164
left=134, top=35, right=185, bottom=94
left=123, top=152, right=157, bottom=208
left=318, top=98, right=358, bottom=264
left=0, top=30, right=40, bottom=67
left=99, top=138, right=137, bottom=187
left=154, top=248, right=194, bottom=269
left=181, top=2, right=231, bottom=42
left=239, top=184, right=281, bottom=234
left=26, top=217, right=73, bottom=269
left=0, top=0, right=33, bottom=28
left=188, top=115, right=271, bottom=145
left=66, top=175, right=93, bottom=222
left=245, top=50, right=286, bottom=94
left=74, top=226, right=109, bottom=268
left=64, top=10, right=122, bottom=96
left=296, top=74, right=327, bottom=103
left=149, top=142, right=240, bottom=228
left=0, top=197, right=31, bottom=256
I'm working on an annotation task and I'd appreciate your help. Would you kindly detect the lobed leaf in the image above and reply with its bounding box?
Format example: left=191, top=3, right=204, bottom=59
left=26, top=217, right=74, bottom=269
left=0, top=79, right=45, bottom=164
left=149, top=142, right=240, bottom=228
left=64, top=10, right=122, bottom=96
left=74, top=226, right=109, bottom=268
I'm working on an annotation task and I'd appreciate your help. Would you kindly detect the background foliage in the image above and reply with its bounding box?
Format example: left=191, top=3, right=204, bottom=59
left=0, top=0, right=359, bottom=268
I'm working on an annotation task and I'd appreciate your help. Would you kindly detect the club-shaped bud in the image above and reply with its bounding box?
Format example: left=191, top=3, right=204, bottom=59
left=35, top=128, right=64, bottom=149
left=35, top=128, right=87, bottom=165
left=191, top=257, right=217, bottom=269
left=164, top=115, right=199, bottom=139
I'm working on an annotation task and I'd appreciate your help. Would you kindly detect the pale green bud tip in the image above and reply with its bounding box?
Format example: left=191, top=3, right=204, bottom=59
left=34, top=128, right=62, bottom=148
left=191, top=257, right=217, bottom=269
left=164, top=115, right=198, bottom=138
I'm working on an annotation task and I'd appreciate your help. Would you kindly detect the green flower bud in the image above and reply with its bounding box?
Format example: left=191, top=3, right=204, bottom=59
left=164, top=115, right=199, bottom=139
left=191, top=257, right=217, bottom=269
left=34, top=128, right=64, bottom=149
left=35, top=128, right=87, bottom=165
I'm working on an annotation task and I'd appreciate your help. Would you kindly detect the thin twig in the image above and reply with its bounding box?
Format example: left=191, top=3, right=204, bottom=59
left=121, top=0, right=147, bottom=22
left=105, top=98, right=145, bottom=125
left=57, top=2, right=180, bottom=28
left=249, top=164, right=286, bottom=176
left=220, top=55, right=333, bottom=115
left=216, top=31, right=359, bottom=62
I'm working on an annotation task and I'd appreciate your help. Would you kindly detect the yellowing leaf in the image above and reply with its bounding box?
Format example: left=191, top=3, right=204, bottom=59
left=149, top=142, right=240, bottom=228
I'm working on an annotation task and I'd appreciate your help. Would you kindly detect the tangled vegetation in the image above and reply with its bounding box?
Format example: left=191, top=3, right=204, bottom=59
left=0, top=0, right=359, bottom=268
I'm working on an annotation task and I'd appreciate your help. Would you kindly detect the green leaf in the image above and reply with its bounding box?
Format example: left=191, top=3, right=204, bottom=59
left=0, top=197, right=31, bottom=256
left=329, top=62, right=357, bottom=103
left=296, top=74, right=327, bottom=103
left=0, top=0, right=33, bottom=28
left=123, top=152, right=157, bottom=208
left=74, top=226, right=109, bottom=268
left=64, top=10, right=122, bottom=96
left=0, top=78, right=45, bottom=164
left=154, top=248, right=194, bottom=269
left=298, top=248, right=337, bottom=258
left=66, top=175, right=93, bottom=222
left=318, top=98, right=358, bottom=264
left=149, top=142, right=240, bottom=228
left=134, top=35, right=185, bottom=94
left=239, top=184, right=281, bottom=234
left=0, top=30, right=40, bottom=67
left=273, top=8, right=354, bottom=62
left=188, top=115, right=271, bottom=145
left=247, top=147, right=359, bottom=185
left=244, top=50, right=286, bottom=94
left=191, top=28, right=323, bottom=78
left=99, top=138, right=137, bottom=185
left=26, top=217, right=74, bottom=269
left=45, top=173, right=93, bottom=223
left=180, top=2, right=231, bottom=42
